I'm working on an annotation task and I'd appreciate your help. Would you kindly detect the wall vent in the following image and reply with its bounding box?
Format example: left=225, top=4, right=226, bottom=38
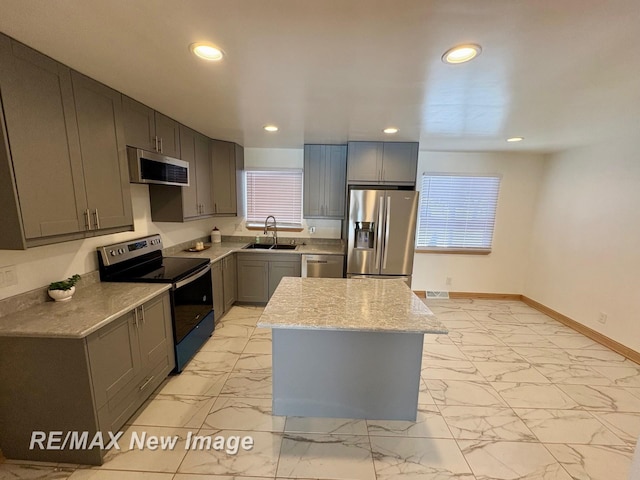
left=426, top=291, right=449, bottom=299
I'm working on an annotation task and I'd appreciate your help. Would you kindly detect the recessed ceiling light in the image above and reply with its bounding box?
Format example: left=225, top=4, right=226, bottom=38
left=442, top=44, right=482, bottom=64
left=190, top=42, right=224, bottom=61
left=264, top=125, right=279, bottom=132
left=506, top=137, right=524, bottom=142
left=383, top=127, right=399, bottom=134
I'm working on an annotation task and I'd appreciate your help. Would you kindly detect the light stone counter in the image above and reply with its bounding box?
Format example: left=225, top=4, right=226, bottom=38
left=173, top=241, right=344, bottom=263
left=0, top=282, right=171, bottom=338
left=258, top=277, right=447, bottom=334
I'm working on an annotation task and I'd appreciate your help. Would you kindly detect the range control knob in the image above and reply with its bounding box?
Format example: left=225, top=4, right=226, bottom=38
left=110, top=250, right=116, bottom=256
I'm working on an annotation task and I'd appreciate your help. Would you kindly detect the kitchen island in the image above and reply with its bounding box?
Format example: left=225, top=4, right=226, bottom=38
left=257, top=277, right=447, bottom=421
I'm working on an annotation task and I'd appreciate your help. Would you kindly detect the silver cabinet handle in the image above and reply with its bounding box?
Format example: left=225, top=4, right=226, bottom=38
left=138, top=376, right=155, bottom=391
left=93, top=209, right=100, bottom=229
left=159, top=137, right=163, bottom=153
left=134, top=307, right=139, bottom=328
left=84, top=209, right=91, bottom=230
left=140, top=304, right=145, bottom=324
left=154, top=136, right=159, bottom=152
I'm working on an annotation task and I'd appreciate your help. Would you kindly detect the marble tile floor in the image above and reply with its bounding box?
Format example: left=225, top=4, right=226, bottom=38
left=2, top=300, right=640, bottom=479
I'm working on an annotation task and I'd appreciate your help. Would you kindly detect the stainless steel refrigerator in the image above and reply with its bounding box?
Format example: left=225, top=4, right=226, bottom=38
left=346, top=189, right=419, bottom=284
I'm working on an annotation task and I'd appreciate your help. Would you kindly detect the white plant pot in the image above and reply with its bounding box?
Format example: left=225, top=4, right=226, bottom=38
left=48, top=286, right=75, bottom=302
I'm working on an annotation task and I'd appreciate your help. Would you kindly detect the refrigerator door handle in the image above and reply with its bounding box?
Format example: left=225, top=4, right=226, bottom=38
left=375, top=195, right=384, bottom=269
left=383, top=196, right=391, bottom=269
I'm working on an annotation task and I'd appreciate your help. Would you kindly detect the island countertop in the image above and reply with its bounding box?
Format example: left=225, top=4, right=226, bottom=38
left=257, top=277, right=448, bottom=334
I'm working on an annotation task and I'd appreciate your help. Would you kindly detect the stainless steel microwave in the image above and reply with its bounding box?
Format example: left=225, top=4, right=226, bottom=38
left=127, top=146, right=190, bottom=187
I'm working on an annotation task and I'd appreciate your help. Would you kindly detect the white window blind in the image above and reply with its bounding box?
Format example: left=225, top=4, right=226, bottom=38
left=416, top=173, right=501, bottom=252
left=245, top=169, right=303, bottom=227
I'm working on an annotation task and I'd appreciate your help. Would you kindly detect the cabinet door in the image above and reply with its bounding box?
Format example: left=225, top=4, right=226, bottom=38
left=211, top=139, right=237, bottom=214
left=0, top=35, right=87, bottom=239
left=87, top=310, right=140, bottom=410
left=303, top=145, right=326, bottom=217
left=137, top=293, right=174, bottom=372
left=154, top=112, right=180, bottom=158
left=212, top=260, right=224, bottom=322
left=236, top=257, right=269, bottom=303
left=234, top=144, right=245, bottom=216
left=195, top=132, right=214, bottom=215
left=179, top=126, right=200, bottom=218
left=71, top=72, right=133, bottom=231
left=268, top=260, right=301, bottom=299
left=122, top=96, right=155, bottom=151
left=223, top=254, right=237, bottom=311
left=347, top=142, right=383, bottom=183
left=324, top=145, right=347, bottom=218
left=382, top=142, right=418, bottom=184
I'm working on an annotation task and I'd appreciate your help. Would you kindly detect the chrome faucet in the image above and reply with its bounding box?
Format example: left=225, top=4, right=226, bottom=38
left=264, top=215, right=278, bottom=246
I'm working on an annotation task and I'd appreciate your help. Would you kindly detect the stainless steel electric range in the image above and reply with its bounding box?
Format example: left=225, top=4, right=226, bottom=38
left=97, top=234, right=214, bottom=372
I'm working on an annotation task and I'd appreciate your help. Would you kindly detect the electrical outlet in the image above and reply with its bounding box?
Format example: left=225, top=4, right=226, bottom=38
left=445, top=277, right=452, bottom=286
left=598, top=312, right=608, bottom=324
left=309, top=226, right=316, bottom=234
left=0, top=265, right=17, bottom=288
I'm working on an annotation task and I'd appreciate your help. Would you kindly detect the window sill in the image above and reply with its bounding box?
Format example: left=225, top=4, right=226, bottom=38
left=246, top=225, right=305, bottom=233
left=415, top=248, right=491, bottom=255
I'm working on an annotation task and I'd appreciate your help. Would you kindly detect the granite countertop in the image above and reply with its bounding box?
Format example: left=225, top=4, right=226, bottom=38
left=257, top=277, right=448, bottom=334
left=173, top=241, right=345, bottom=263
left=0, top=283, right=171, bottom=338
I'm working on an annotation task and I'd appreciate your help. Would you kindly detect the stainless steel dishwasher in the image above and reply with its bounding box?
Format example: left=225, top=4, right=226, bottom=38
left=301, top=254, right=344, bottom=278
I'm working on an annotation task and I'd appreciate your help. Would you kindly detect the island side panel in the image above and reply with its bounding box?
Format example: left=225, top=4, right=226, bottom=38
left=272, top=328, right=423, bottom=421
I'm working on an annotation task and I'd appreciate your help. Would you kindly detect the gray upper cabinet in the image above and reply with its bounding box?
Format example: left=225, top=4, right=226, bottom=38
left=121, top=96, right=155, bottom=151
left=346, top=142, right=383, bottom=183
left=304, top=144, right=347, bottom=219
left=148, top=126, right=213, bottom=222
left=71, top=72, right=133, bottom=231
left=154, top=112, right=181, bottom=158
left=347, top=141, right=418, bottom=185
left=0, top=34, right=86, bottom=247
left=211, top=140, right=243, bottom=215
left=122, top=96, right=180, bottom=157
left=0, top=34, right=133, bottom=249
left=381, top=142, right=419, bottom=184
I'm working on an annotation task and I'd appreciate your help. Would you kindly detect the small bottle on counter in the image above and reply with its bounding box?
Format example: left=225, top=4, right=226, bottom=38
left=211, top=226, right=222, bottom=244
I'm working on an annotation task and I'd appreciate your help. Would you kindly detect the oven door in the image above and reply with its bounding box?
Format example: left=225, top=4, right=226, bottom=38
left=172, top=264, right=213, bottom=344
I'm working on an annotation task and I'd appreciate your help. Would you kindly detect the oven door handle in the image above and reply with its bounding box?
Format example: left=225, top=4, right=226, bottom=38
left=174, top=263, right=212, bottom=289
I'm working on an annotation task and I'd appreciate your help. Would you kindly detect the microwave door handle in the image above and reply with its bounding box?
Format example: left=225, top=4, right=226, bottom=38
left=174, top=264, right=212, bottom=289
left=383, top=196, right=391, bottom=269
left=375, top=195, right=384, bottom=270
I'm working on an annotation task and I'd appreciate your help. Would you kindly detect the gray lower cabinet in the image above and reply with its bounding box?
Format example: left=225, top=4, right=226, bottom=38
left=0, top=292, right=174, bottom=465
left=148, top=126, right=213, bottom=222
left=122, top=96, right=180, bottom=157
left=223, top=254, right=237, bottom=312
left=212, top=259, right=224, bottom=322
left=347, top=141, right=418, bottom=185
left=236, top=253, right=301, bottom=303
left=211, top=140, right=244, bottom=215
left=0, top=33, right=133, bottom=249
left=303, top=144, right=347, bottom=219
left=212, top=254, right=238, bottom=321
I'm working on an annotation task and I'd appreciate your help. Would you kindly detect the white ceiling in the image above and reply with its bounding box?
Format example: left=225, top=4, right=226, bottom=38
left=1, top=0, right=639, bottom=152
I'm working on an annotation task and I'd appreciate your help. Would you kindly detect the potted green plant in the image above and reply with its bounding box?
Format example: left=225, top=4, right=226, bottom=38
left=48, top=274, right=81, bottom=302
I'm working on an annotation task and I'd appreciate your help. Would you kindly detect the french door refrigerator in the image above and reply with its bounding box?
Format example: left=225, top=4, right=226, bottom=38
left=346, top=188, right=419, bottom=285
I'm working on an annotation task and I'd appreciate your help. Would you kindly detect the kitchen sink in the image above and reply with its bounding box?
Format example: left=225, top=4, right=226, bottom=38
left=242, top=243, right=298, bottom=250
left=243, top=243, right=273, bottom=249
left=271, top=244, right=298, bottom=250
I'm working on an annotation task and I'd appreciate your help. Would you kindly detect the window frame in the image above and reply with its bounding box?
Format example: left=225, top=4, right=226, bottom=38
left=244, top=168, right=304, bottom=230
left=415, top=172, right=502, bottom=255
